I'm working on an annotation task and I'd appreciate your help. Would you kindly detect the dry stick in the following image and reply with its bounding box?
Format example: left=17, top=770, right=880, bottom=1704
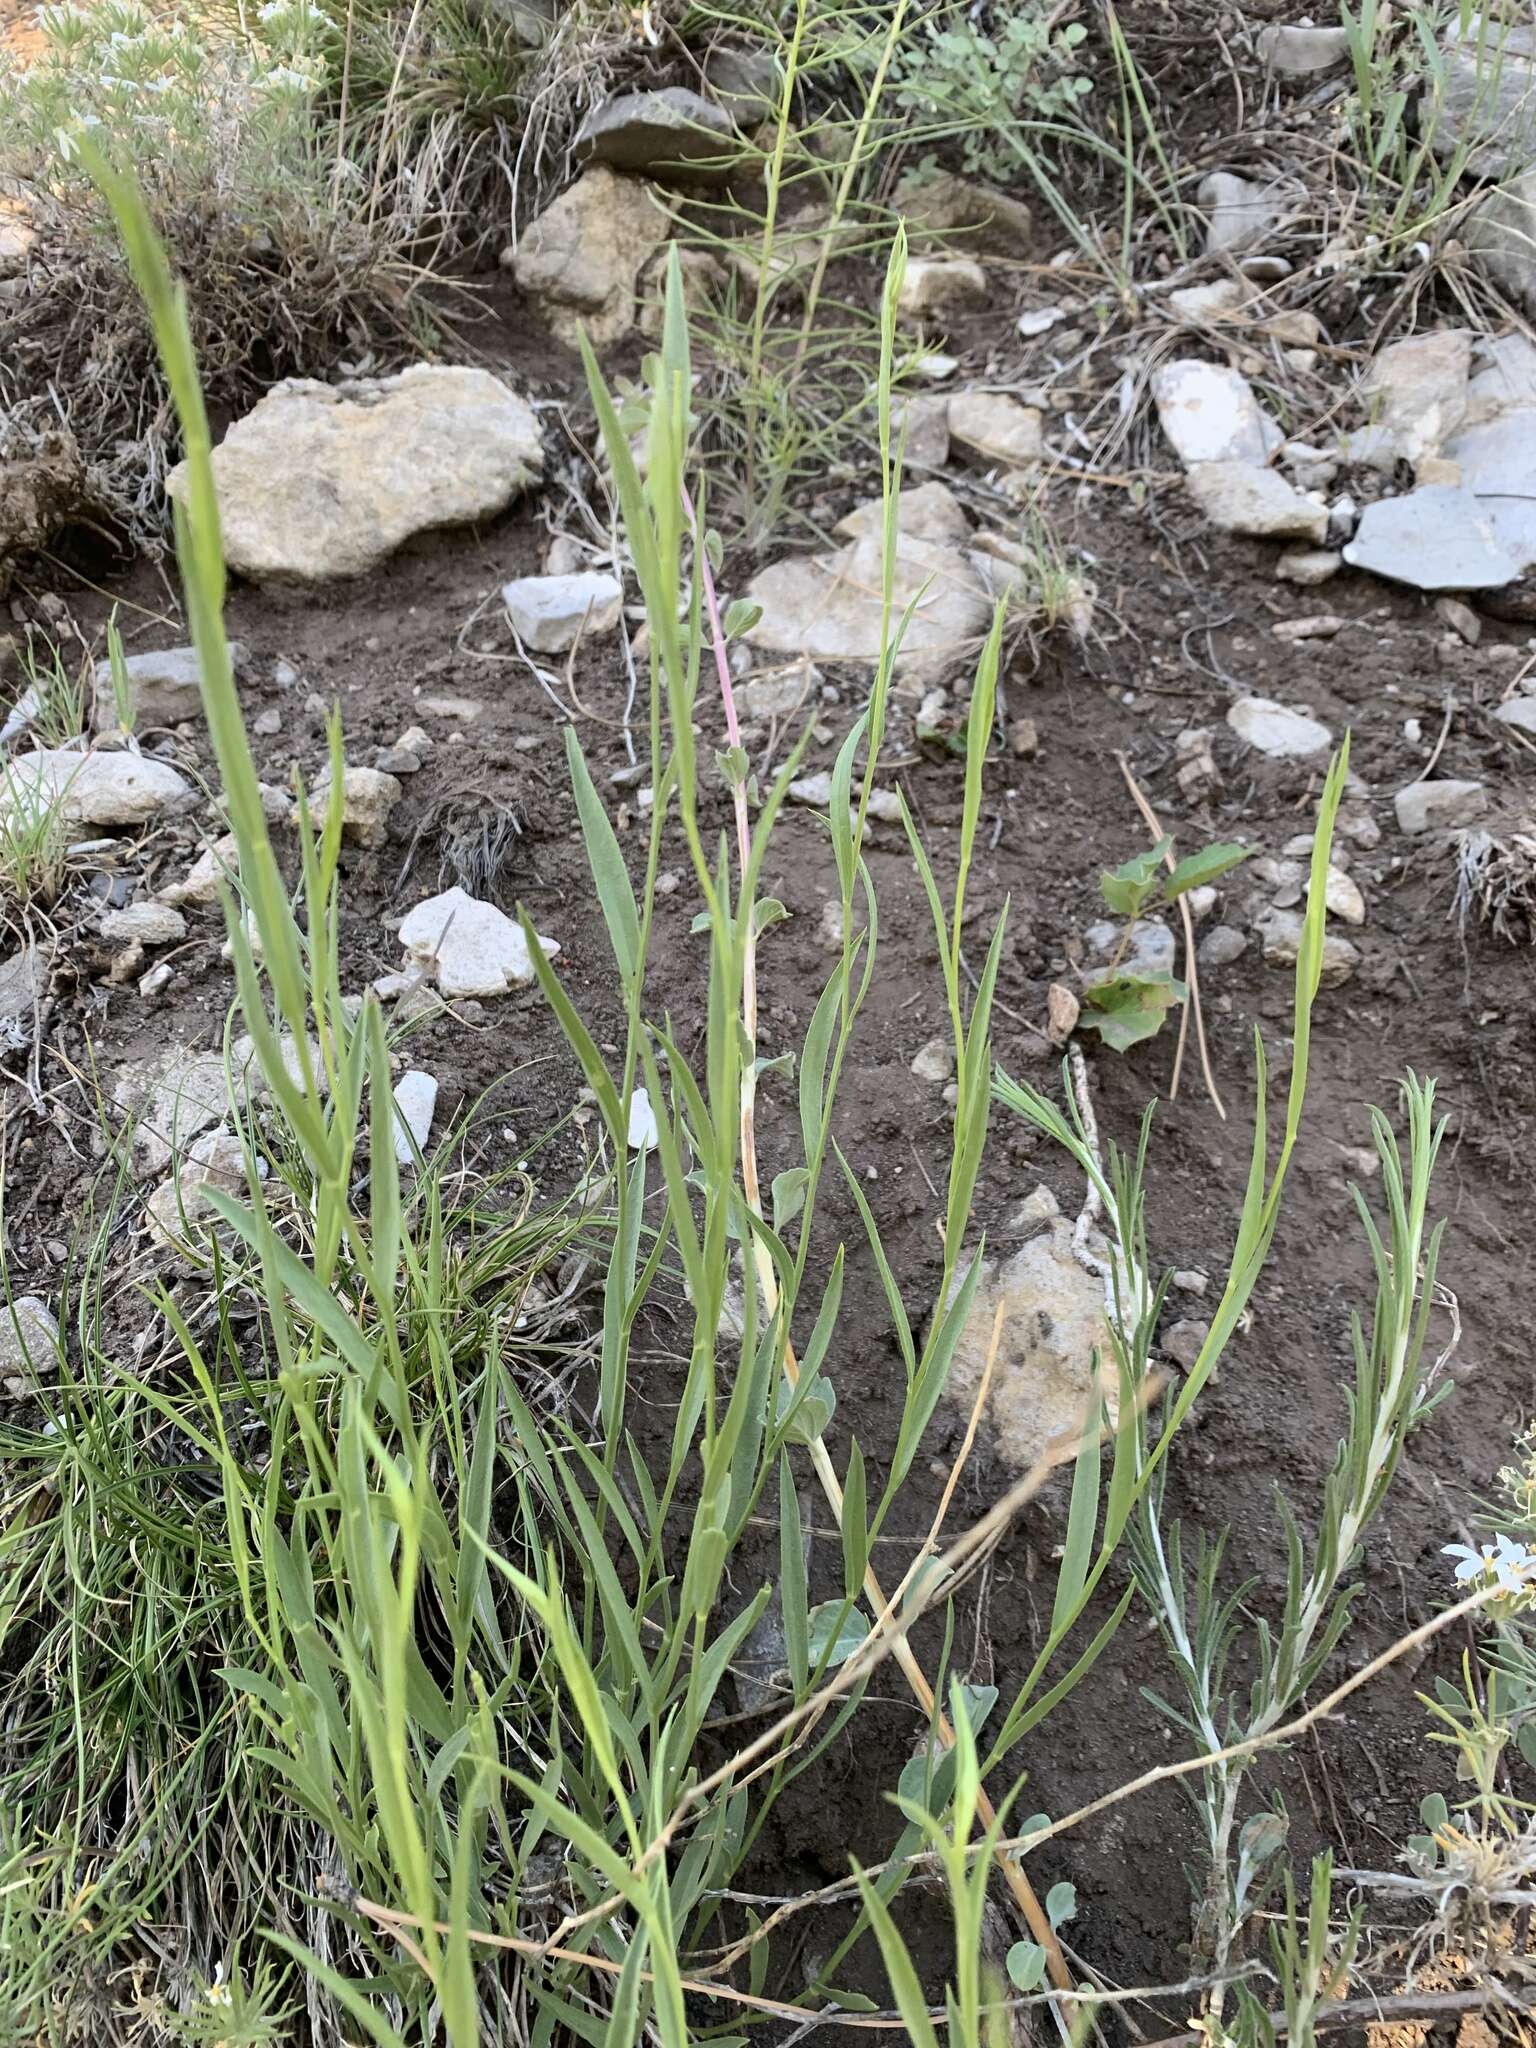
left=684, top=481, right=1075, bottom=2002
left=1114, top=752, right=1225, bottom=1120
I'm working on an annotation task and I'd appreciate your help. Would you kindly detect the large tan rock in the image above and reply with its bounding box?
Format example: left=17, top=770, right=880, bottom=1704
left=944, top=1221, right=1119, bottom=1475
left=170, top=366, right=542, bottom=583
left=506, top=167, right=671, bottom=347
left=1, top=747, right=194, bottom=827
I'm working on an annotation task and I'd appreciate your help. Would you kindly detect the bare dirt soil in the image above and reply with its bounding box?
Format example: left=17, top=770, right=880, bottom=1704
left=8, top=287, right=1532, bottom=2013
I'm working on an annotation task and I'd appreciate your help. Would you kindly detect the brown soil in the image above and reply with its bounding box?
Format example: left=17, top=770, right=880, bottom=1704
left=6, top=295, right=1531, bottom=2018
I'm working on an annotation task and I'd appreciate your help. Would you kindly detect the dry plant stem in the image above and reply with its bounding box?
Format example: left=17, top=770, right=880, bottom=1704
left=686, top=480, right=1073, bottom=1998
left=1115, top=752, right=1225, bottom=1120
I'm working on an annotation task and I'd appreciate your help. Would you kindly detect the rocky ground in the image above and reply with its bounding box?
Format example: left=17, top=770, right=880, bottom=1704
left=4, top=1, right=1536, bottom=2005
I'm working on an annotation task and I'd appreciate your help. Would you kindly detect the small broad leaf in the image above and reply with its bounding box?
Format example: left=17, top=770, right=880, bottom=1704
left=771, top=1167, right=809, bottom=1232
left=716, top=744, right=749, bottom=788
left=754, top=897, right=788, bottom=934
left=811, top=1987, right=878, bottom=2015
left=807, top=1602, right=869, bottom=1667
left=1419, top=1791, right=1450, bottom=1831
left=1006, top=1942, right=1048, bottom=1992
left=1100, top=838, right=1171, bottom=918
left=897, top=1742, right=958, bottom=1819
left=1164, top=840, right=1250, bottom=901
left=1239, top=1811, right=1288, bottom=1867
left=777, top=1373, right=835, bottom=1444
left=1045, top=1881, right=1076, bottom=1930
left=955, top=1683, right=998, bottom=1737
left=704, top=527, right=724, bottom=571
left=723, top=598, right=763, bottom=639
left=1078, top=971, right=1186, bottom=1052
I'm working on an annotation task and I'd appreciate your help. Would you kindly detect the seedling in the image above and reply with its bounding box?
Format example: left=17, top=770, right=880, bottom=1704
left=1080, top=835, right=1248, bottom=1051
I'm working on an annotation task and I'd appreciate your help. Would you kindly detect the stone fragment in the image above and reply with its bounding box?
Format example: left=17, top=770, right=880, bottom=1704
left=502, top=571, right=624, bottom=651
left=1198, top=170, right=1288, bottom=255
left=944, top=1222, right=1122, bottom=1473
left=1360, top=330, right=1471, bottom=467
left=575, top=88, right=736, bottom=174
left=1310, top=863, right=1366, bottom=925
left=1257, top=23, right=1349, bottom=73
left=0, top=1295, right=58, bottom=1400
left=507, top=167, right=672, bottom=347
left=1152, top=360, right=1282, bottom=467
left=1257, top=907, right=1359, bottom=985
left=1273, top=614, right=1343, bottom=641
left=101, top=901, right=187, bottom=946
left=893, top=169, right=1034, bottom=259
left=1441, top=410, right=1536, bottom=582
left=391, top=1070, right=438, bottom=1165
left=1393, top=778, right=1487, bottom=834
left=1277, top=547, right=1342, bottom=585
left=1493, top=696, right=1536, bottom=733
left=892, top=394, right=951, bottom=471
left=397, top=885, right=559, bottom=998
left=1186, top=461, right=1328, bottom=543
left=113, top=1044, right=230, bottom=1177
left=1466, top=166, right=1536, bottom=319
left=1084, top=917, right=1176, bottom=982
left=171, top=368, right=542, bottom=583
left=947, top=392, right=1043, bottom=468
left=897, top=258, right=988, bottom=323
left=145, top=1129, right=253, bottom=1264
left=1169, top=278, right=1251, bottom=324
left=1197, top=923, right=1247, bottom=968
left=158, top=835, right=239, bottom=908
left=910, top=1036, right=954, bottom=1084
left=2, top=746, right=193, bottom=827
left=0, top=941, right=49, bottom=1046
left=1008, top=1185, right=1060, bottom=1235
left=1425, top=13, right=1536, bottom=176
left=312, top=764, right=402, bottom=849
left=703, top=41, right=782, bottom=122
left=1227, top=696, right=1332, bottom=758
left=1343, top=486, right=1523, bottom=591
left=1162, top=1319, right=1210, bottom=1371
left=91, top=642, right=250, bottom=731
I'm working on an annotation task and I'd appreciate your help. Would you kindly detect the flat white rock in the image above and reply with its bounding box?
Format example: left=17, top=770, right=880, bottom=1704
left=2, top=747, right=193, bottom=827
left=0, top=1295, right=58, bottom=1399
left=1186, top=461, right=1327, bottom=542
left=391, top=1069, right=439, bottom=1165
left=502, top=571, right=624, bottom=652
left=398, top=885, right=559, bottom=998
left=1344, top=486, right=1523, bottom=592
left=1394, top=779, right=1487, bottom=834
left=1152, top=360, right=1282, bottom=467
left=1227, top=697, right=1332, bottom=758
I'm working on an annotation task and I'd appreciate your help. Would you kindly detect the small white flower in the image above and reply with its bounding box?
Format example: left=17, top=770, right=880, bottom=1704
left=1444, top=1534, right=1536, bottom=1596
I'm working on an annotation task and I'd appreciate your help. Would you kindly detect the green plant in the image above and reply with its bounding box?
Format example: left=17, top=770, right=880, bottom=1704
left=888, top=3, right=1092, bottom=183
left=1081, top=834, right=1248, bottom=1051
left=0, top=0, right=429, bottom=521
left=0, top=753, right=72, bottom=923
left=18, top=635, right=87, bottom=746
left=1338, top=0, right=1476, bottom=252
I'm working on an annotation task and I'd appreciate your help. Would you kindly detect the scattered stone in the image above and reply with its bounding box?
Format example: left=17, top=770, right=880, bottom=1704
left=1338, top=805, right=1382, bottom=849
left=896, top=257, right=989, bottom=323
left=1273, top=613, right=1344, bottom=641
left=1152, top=360, right=1282, bottom=467
left=702, top=40, right=782, bottom=123
left=1311, top=863, right=1366, bottom=925
left=374, top=725, right=433, bottom=775
left=1198, top=169, right=1288, bottom=255
left=739, top=663, right=816, bottom=720
left=1008, top=716, right=1039, bottom=759
left=1007, top=1185, right=1060, bottom=1236
left=100, top=901, right=187, bottom=946
left=158, top=834, right=238, bottom=908
left=0, top=417, right=96, bottom=599
left=138, top=961, right=174, bottom=998
left=1343, top=486, right=1523, bottom=592
left=893, top=393, right=951, bottom=470
left=90, top=642, right=249, bottom=731
left=391, top=1069, right=438, bottom=1165
left=910, top=1036, right=954, bottom=1084
left=943, top=1221, right=1121, bottom=1472
left=311, top=764, right=401, bottom=849
left=1198, top=923, right=1247, bottom=969
left=1017, top=305, right=1066, bottom=337
left=1162, top=1318, right=1210, bottom=1371
left=1084, top=916, right=1176, bottom=983
left=745, top=483, right=990, bottom=678
left=418, top=694, right=483, bottom=721
left=502, top=570, right=624, bottom=652
left=817, top=900, right=845, bottom=954
left=113, top=1043, right=230, bottom=1177
left=575, top=88, right=736, bottom=174
left=145, top=1129, right=253, bottom=1264
left=1173, top=1268, right=1210, bottom=1296
left=252, top=707, right=283, bottom=738
left=1393, top=778, right=1488, bottom=834
left=1441, top=411, right=1536, bottom=585
left=0, top=940, right=49, bottom=1045
left=1276, top=547, right=1342, bottom=586
left=507, top=167, right=671, bottom=350
left=397, top=885, right=559, bottom=998
left=1493, top=696, right=1536, bottom=733
left=2, top=746, right=194, bottom=827
left=627, top=1086, right=660, bottom=1152
left=1257, top=22, right=1349, bottom=73
left=893, top=169, right=1034, bottom=259
left=1169, top=278, right=1251, bottom=324
left=1257, top=907, right=1359, bottom=986
left=1046, top=982, right=1080, bottom=1046
left=1328, top=494, right=1361, bottom=545
left=1437, top=596, right=1483, bottom=644
left=1467, top=332, right=1536, bottom=418
left=947, top=392, right=1044, bottom=468
left=1360, top=329, right=1472, bottom=470
left=0, top=1295, right=58, bottom=1400
left=1254, top=855, right=1305, bottom=907
left=1425, top=13, right=1536, bottom=177
left=787, top=771, right=900, bottom=821
left=1187, top=461, right=1328, bottom=542
left=173, top=367, right=543, bottom=583
left=1227, top=696, right=1332, bottom=758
